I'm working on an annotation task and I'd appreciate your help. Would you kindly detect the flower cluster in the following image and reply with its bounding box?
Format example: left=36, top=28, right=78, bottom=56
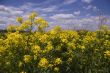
left=0, top=12, right=110, bottom=73
left=38, top=58, right=49, bottom=68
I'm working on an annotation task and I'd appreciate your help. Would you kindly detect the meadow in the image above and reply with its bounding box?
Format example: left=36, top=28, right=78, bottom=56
left=0, top=12, right=110, bottom=73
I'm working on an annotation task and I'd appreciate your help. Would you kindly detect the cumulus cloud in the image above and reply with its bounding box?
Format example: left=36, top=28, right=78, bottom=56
left=92, top=6, right=97, bottom=11
left=50, top=14, right=75, bottom=20
left=38, top=6, right=58, bottom=13
left=0, top=2, right=50, bottom=25
left=74, top=11, right=80, bottom=15
left=0, top=16, right=17, bottom=29
left=0, top=5, right=23, bottom=16
left=0, top=5, right=25, bottom=29
left=0, top=2, right=58, bottom=29
left=63, top=0, right=77, bottom=4
left=82, top=0, right=92, bottom=4
left=49, top=13, right=110, bottom=30
left=0, top=1, right=109, bottom=30
left=83, top=5, right=98, bottom=12
left=83, top=5, right=92, bottom=10
left=86, top=13, right=91, bottom=16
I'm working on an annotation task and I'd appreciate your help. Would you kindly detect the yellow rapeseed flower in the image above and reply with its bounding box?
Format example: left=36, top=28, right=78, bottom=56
left=6, top=32, right=23, bottom=45
left=67, top=42, right=76, bottom=50
left=104, top=40, right=110, bottom=47
left=50, top=30, right=57, bottom=35
left=29, top=12, right=38, bottom=19
left=48, top=64, right=53, bottom=68
left=54, top=58, right=62, bottom=65
left=24, top=20, right=32, bottom=26
left=7, top=24, right=17, bottom=31
left=62, top=39, right=68, bottom=43
left=80, top=45, right=85, bottom=50
left=16, top=16, right=23, bottom=23
left=32, top=45, right=41, bottom=55
left=18, top=61, right=23, bottom=67
left=67, top=58, right=72, bottom=63
left=104, top=50, right=110, bottom=57
left=38, top=58, right=49, bottom=68
left=34, top=17, right=44, bottom=24
left=23, top=55, right=32, bottom=63
left=54, top=67, right=59, bottom=72
left=46, top=42, right=53, bottom=52
left=0, top=46, right=6, bottom=53
left=20, top=71, right=26, bottom=73
left=39, top=34, right=48, bottom=43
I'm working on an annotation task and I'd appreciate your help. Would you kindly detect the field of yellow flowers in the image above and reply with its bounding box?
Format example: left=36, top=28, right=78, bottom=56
left=0, top=12, right=110, bottom=73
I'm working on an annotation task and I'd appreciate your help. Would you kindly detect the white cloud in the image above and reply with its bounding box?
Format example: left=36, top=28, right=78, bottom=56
left=86, top=13, right=90, bottom=16
left=83, top=5, right=92, bottom=10
left=93, top=6, right=97, bottom=11
left=74, top=11, right=80, bottom=15
left=0, top=5, right=24, bottom=26
left=82, top=0, right=92, bottom=4
left=50, top=14, right=75, bottom=20
left=20, top=2, right=39, bottom=10
left=0, top=2, right=56, bottom=27
left=39, top=6, right=58, bottom=13
left=0, top=2, right=58, bottom=29
left=83, top=5, right=98, bottom=12
left=0, top=2, right=109, bottom=30
left=0, top=5, right=24, bottom=16
left=63, top=0, right=77, bottom=4
left=49, top=14, right=110, bottom=30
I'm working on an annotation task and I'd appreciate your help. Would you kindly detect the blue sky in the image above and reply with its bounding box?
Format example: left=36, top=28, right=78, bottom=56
left=0, top=0, right=110, bottom=30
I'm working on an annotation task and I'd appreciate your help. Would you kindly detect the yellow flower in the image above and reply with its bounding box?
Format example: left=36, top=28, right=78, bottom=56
left=7, top=24, right=17, bottom=31
left=46, top=42, right=53, bottom=52
left=54, top=67, right=59, bottom=72
left=67, top=58, right=72, bottom=63
left=41, top=20, right=48, bottom=26
left=80, top=45, right=85, bottom=50
left=67, top=30, right=79, bottom=38
left=56, top=45, right=61, bottom=51
left=38, top=58, right=49, bottom=68
left=16, top=16, right=23, bottom=23
left=23, top=55, right=32, bottom=63
left=0, top=39, right=3, bottom=44
left=53, top=26, right=62, bottom=32
left=104, top=40, right=110, bottom=47
left=39, top=34, right=48, bottom=43
left=23, top=20, right=32, bottom=25
left=6, top=62, right=10, bottom=65
left=95, top=49, right=99, bottom=52
left=18, top=23, right=29, bottom=30
left=29, top=12, right=38, bottom=19
left=32, top=45, right=41, bottom=55
left=34, top=17, right=45, bottom=24
left=6, top=32, right=23, bottom=45
left=67, top=43, right=76, bottom=50
left=62, top=39, right=68, bottom=43
left=104, top=50, right=110, bottom=57
left=49, top=64, right=53, bottom=68
left=0, top=46, right=6, bottom=53
left=34, top=17, right=48, bottom=29
left=83, top=36, right=95, bottom=43
left=20, top=71, right=26, bottom=73
left=50, top=30, right=57, bottom=35
left=18, top=61, right=23, bottom=67
left=60, top=33, right=68, bottom=39
left=55, top=58, right=62, bottom=65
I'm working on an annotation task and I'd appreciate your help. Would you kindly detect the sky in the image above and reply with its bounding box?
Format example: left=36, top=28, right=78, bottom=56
left=0, top=0, right=110, bottom=30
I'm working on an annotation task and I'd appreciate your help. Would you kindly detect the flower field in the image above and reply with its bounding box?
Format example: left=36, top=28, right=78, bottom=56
left=0, top=12, right=110, bottom=73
